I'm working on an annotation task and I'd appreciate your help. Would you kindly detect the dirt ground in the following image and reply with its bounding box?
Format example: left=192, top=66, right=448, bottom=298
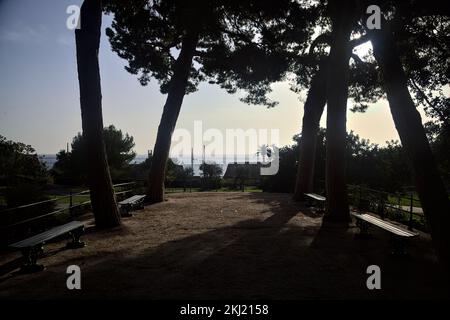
left=0, top=192, right=448, bottom=299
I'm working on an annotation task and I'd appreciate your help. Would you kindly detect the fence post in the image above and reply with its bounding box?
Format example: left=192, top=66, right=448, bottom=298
left=69, top=191, right=73, bottom=216
left=408, top=193, right=414, bottom=231
left=379, top=192, right=385, bottom=219
left=359, top=185, right=362, bottom=211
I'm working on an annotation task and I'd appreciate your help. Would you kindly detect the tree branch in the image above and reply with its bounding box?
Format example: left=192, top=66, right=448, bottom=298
left=308, top=33, right=331, bottom=56
left=409, top=78, right=443, bottom=118
left=350, top=53, right=364, bottom=64
left=349, top=34, right=371, bottom=49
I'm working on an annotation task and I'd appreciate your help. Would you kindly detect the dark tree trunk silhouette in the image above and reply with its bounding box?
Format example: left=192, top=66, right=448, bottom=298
left=324, top=1, right=354, bottom=222
left=293, top=61, right=327, bottom=201
left=371, top=25, right=450, bottom=269
left=75, top=0, right=121, bottom=228
left=147, top=33, right=199, bottom=203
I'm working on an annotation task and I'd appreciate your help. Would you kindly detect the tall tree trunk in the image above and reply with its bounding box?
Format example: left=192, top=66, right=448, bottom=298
left=75, top=0, right=121, bottom=228
left=293, top=60, right=328, bottom=201
left=147, top=33, right=199, bottom=203
left=324, top=0, right=355, bottom=222
left=371, top=25, right=450, bottom=269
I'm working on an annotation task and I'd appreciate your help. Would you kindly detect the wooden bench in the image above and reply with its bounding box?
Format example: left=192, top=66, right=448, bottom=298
left=304, top=193, right=326, bottom=211
left=351, top=212, right=418, bottom=256
left=118, top=194, right=146, bottom=217
left=9, top=221, right=85, bottom=273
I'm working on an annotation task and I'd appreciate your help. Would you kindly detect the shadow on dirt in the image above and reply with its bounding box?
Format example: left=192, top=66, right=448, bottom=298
left=0, top=192, right=448, bottom=299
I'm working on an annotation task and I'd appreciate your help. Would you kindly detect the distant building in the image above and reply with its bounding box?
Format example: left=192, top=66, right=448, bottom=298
left=223, top=162, right=266, bottom=187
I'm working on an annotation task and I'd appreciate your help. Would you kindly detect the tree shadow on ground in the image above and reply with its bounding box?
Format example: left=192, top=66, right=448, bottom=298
left=0, top=193, right=448, bottom=299
left=224, top=192, right=323, bottom=219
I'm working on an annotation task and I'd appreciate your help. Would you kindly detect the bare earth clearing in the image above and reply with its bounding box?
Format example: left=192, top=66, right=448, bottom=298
left=0, top=192, right=448, bottom=299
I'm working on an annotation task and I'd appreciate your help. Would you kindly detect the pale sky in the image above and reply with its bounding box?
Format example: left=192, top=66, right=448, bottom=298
left=0, top=0, right=431, bottom=155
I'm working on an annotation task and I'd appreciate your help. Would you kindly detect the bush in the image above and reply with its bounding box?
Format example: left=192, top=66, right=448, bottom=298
left=5, top=183, right=51, bottom=208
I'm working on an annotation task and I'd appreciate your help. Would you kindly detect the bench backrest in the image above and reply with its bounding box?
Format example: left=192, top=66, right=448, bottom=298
left=119, top=195, right=145, bottom=205
left=352, top=213, right=418, bottom=237
left=10, top=221, right=84, bottom=249
left=304, top=193, right=326, bottom=201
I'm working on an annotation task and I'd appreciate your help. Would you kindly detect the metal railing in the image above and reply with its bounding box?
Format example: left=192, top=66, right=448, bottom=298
left=347, top=184, right=426, bottom=232
left=0, top=182, right=138, bottom=244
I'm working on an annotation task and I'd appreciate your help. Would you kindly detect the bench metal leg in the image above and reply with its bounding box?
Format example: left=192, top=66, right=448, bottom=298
left=390, top=235, right=409, bottom=257
left=66, top=227, right=86, bottom=249
left=120, top=205, right=133, bottom=217
left=136, top=201, right=144, bottom=210
left=317, top=201, right=325, bottom=213
left=19, top=245, right=45, bottom=273
left=355, top=220, right=371, bottom=238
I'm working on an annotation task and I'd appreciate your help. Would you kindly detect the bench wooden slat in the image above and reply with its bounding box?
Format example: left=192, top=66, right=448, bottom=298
left=10, top=221, right=84, bottom=249
left=304, top=193, right=326, bottom=201
left=351, top=212, right=418, bottom=238
left=358, top=215, right=413, bottom=237
left=118, top=195, right=145, bottom=205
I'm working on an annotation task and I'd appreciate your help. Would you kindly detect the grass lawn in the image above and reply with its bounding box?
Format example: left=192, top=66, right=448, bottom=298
left=165, top=187, right=201, bottom=193
left=243, top=186, right=263, bottom=192
left=377, top=192, right=450, bottom=209
left=387, top=193, right=421, bottom=208
left=46, top=194, right=91, bottom=207
left=165, top=187, right=263, bottom=193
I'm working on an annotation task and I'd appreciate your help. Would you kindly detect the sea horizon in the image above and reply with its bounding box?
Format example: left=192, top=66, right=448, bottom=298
left=38, top=153, right=265, bottom=176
